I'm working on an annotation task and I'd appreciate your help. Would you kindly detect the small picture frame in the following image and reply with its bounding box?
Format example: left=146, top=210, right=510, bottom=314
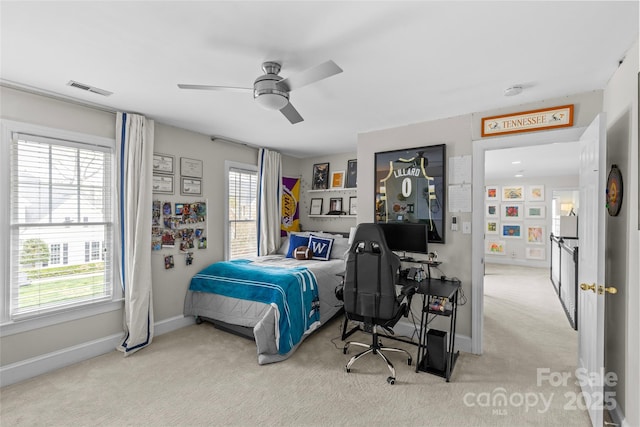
left=153, top=153, right=175, bottom=174
left=346, top=159, right=358, bottom=188
left=329, top=197, right=343, bottom=213
left=525, top=205, right=546, bottom=219
left=501, top=223, right=522, bottom=238
left=486, top=239, right=506, bottom=255
left=349, top=196, right=358, bottom=216
left=331, top=170, right=345, bottom=188
left=526, top=247, right=545, bottom=260
left=527, top=225, right=546, bottom=244
left=527, top=185, right=545, bottom=201
left=153, top=174, right=174, bottom=194
left=486, top=203, right=499, bottom=218
left=485, top=185, right=499, bottom=200
left=501, top=203, right=523, bottom=220
left=181, top=157, right=203, bottom=178
left=486, top=220, right=499, bottom=235
left=312, top=162, right=330, bottom=190
left=181, top=177, right=202, bottom=196
left=310, top=198, right=323, bottom=215
left=502, top=185, right=525, bottom=202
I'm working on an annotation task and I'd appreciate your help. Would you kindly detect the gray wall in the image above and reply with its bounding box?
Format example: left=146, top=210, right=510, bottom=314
left=0, top=87, right=260, bottom=365
left=356, top=92, right=606, bottom=340
left=602, top=38, right=639, bottom=424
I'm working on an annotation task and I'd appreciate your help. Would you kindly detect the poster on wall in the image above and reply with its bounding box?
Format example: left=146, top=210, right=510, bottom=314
left=374, top=144, right=446, bottom=243
left=281, top=176, right=301, bottom=236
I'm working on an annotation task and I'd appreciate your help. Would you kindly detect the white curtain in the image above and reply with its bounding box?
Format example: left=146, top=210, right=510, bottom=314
left=257, top=148, right=282, bottom=256
left=115, top=112, right=155, bottom=356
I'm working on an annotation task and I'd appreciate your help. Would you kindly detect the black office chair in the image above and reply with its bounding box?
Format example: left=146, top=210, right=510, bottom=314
left=342, top=223, right=414, bottom=384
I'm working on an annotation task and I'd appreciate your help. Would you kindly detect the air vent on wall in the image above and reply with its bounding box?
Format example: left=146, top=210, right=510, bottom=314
left=66, top=80, right=113, bottom=96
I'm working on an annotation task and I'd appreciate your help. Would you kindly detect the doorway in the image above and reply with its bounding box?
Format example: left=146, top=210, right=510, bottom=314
left=471, top=126, right=585, bottom=354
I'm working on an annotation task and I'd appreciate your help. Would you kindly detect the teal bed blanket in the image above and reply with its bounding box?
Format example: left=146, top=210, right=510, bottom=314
left=189, top=259, right=321, bottom=354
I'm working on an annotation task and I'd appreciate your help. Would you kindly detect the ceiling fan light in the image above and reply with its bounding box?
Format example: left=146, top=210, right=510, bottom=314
left=255, top=92, right=288, bottom=110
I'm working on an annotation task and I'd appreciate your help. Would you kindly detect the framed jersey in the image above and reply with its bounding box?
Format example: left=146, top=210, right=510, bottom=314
left=374, top=144, right=446, bottom=243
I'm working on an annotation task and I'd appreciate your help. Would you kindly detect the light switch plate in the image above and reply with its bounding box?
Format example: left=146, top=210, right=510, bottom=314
left=462, top=222, right=471, bottom=234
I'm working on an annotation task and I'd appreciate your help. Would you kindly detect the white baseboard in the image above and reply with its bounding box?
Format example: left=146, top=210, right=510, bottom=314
left=0, top=315, right=195, bottom=387
left=605, top=384, right=627, bottom=427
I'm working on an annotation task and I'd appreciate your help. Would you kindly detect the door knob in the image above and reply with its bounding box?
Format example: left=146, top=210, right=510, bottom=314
left=598, top=285, right=618, bottom=295
left=580, top=283, right=596, bottom=292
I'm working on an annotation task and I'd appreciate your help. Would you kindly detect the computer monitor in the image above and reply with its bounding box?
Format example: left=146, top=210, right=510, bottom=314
left=378, top=223, right=429, bottom=255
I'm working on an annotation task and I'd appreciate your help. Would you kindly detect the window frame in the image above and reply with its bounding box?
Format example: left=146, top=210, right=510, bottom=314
left=0, top=119, right=122, bottom=336
left=224, top=160, right=257, bottom=260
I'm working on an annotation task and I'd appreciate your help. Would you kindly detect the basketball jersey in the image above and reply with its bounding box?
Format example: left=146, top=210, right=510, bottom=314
left=380, top=157, right=436, bottom=226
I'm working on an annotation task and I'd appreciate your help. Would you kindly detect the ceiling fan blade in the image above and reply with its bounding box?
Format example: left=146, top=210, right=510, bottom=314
left=278, top=60, right=343, bottom=92
left=280, top=103, right=304, bottom=124
left=177, top=84, right=252, bottom=93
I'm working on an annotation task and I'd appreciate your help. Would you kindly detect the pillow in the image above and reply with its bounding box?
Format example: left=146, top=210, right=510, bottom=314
left=308, top=235, right=334, bottom=261
left=286, top=234, right=310, bottom=258
left=293, top=246, right=313, bottom=260
left=278, top=231, right=311, bottom=255
left=330, top=235, right=351, bottom=260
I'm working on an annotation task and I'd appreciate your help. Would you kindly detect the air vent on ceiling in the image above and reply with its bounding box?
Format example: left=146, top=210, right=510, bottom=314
left=66, top=80, right=113, bottom=96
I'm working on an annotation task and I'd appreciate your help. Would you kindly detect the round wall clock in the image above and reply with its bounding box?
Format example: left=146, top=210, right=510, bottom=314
left=606, top=164, right=623, bottom=216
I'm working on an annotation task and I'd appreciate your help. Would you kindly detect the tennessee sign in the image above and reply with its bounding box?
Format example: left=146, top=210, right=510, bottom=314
left=481, top=105, right=574, bottom=137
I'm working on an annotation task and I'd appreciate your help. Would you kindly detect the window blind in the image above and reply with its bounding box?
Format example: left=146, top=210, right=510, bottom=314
left=9, top=132, right=114, bottom=319
left=228, top=166, right=257, bottom=259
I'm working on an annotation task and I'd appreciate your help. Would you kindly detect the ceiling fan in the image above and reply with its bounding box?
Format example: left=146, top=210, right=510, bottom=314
left=178, top=60, right=343, bottom=124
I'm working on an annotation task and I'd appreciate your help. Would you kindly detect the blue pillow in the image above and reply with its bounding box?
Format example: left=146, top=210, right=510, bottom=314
left=308, top=235, right=334, bottom=261
left=286, top=234, right=310, bottom=258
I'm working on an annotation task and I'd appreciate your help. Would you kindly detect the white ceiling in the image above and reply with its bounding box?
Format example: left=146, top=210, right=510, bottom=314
left=1, top=1, right=638, bottom=158
left=484, top=142, right=582, bottom=181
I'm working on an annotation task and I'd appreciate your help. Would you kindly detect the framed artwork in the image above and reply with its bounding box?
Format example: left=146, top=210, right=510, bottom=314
left=349, top=196, right=358, bottom=215
left=525, top=205, right=546, bottom=219
left=486, top=203, right=499, bottom=218
left=527, top=185, right=545, bottom=201
left=527, top=225, right=546, bottom=244
left=502, top=185, right=525, bottom=202
left=181, top=177, right=202, bottom=196
left=180, top=157, right=203, bottom=178
left=346, top=159, right=358, bottom=188
left=486, top=220, right=499, bottom=235
left=374, top=144, right=446, bottom=243
left=486, top=239, right=506, bottom=255
left=485, top=186, right=499, bottom=200
left=329, top=197, right=343, bottom=213
left=331, top=170, right=345, bottom=188
left=526, top=247, right=546, bottom=260
left=152, top=174, right=173, bottom=194
left=501, top=203, right=523, bottom=220
left=310, top=198, right=323, bottom=215
left=153, top=153, right=175, bottom=174
left=312, top=162, right=330, bottom=190
left=501, top=223, right=522, bottom=238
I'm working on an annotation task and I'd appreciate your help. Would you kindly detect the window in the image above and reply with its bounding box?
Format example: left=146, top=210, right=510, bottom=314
left=225, top=162, right=257, bottom=259
left=4, top=124, right=116, bottom=321
left=50, top=244, right=61, bottom=265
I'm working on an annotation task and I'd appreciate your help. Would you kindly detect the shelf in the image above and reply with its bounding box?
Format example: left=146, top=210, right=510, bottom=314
left=307, top=188, right=356, bottom=193
left=308, top=214, right=356, bottom=218
left=417, top=351, right=459, bottom=379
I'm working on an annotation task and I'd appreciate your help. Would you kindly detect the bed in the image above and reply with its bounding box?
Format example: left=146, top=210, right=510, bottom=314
left=183, top=231, right=348, bottom=364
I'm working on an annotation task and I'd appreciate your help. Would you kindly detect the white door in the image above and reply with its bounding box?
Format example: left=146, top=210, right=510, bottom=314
left=577, top=113, right=607, bottom=427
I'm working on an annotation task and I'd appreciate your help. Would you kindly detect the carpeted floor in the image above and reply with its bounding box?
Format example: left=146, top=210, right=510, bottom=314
left=0, top=264, right=591, bottom=426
